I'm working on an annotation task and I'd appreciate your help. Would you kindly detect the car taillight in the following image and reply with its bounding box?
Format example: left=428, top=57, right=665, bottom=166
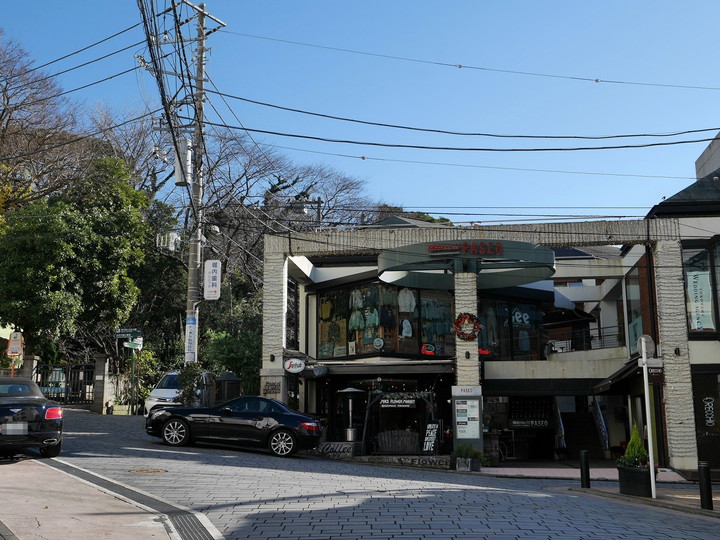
left=45, top=407, right=63, bottom=420
left=300, top=421, right=319, bottom=433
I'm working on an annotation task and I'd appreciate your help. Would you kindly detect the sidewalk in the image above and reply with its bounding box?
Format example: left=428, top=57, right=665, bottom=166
left=476, top=463, right=720, bottom=519
left=0, top=458, right=178, bottom=540
left=1, top=457, right=717, bottom=540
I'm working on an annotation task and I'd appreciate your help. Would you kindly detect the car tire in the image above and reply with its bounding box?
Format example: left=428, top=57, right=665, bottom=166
left=39, top=441, right=62, bottom=458
left=269, top=429, right=297, bottom=457
left=162, top=418, right=190, bottom=446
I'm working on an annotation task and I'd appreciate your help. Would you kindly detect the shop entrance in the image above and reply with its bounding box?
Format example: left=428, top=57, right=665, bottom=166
left=318, top=375, right=452, bottom=455
left=365, top=390, right=435, bottom=454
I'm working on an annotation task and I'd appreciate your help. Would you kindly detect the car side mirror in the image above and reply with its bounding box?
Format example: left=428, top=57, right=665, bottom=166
left=222, top=407, right=232, bottom=415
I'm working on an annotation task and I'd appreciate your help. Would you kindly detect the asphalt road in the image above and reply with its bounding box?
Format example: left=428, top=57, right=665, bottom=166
left=53, top=409, right=720, bottom=540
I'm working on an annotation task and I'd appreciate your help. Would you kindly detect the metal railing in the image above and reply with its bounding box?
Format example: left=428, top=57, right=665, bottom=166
left=547, top=326, right=623, bottom=353
left=33, top=364, right=96, bottom=405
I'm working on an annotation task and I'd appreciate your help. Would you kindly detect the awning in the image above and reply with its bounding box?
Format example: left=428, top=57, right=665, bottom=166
left=593, top=361, right=641, bottom=394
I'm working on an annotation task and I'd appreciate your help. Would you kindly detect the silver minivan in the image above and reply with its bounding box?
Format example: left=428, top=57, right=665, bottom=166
left=143, top=370, right=216, bottom=416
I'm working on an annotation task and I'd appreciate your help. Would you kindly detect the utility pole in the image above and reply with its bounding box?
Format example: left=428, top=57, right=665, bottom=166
left=183, top=5, right=207, bottom=364
left=138, top=1, right=225, bottom=364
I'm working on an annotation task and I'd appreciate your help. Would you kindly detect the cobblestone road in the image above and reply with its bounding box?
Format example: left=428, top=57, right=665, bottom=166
left=58, top=410, right=720, bottom=540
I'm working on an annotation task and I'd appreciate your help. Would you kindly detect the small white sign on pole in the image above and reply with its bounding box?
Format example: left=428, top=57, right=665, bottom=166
left=204, top=259, right=221, bottom=300
left=7, top=332, right=23, bottom=356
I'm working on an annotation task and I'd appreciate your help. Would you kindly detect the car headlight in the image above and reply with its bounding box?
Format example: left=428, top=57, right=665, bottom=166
left=149, top=410, right=166, bottom=421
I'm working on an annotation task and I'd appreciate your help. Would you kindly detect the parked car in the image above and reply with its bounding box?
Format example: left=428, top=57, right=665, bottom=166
left=145, top=395, right=321, bottom=457
left=143, top=369, right=216, bottom=416
left=0, top=377, right=63, bottom=458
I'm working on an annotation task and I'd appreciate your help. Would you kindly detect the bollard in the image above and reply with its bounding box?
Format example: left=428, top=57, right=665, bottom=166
left=580, top=449, right=591, bottom=489
left=698, top=461, right=714, bottom=511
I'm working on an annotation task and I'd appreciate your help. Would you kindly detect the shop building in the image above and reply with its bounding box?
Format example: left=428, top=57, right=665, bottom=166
left=260, top=180, right=720, bottom=474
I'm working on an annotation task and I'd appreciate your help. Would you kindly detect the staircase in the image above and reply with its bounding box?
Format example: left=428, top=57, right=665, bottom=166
left=560, top=411, right=605, bottom=460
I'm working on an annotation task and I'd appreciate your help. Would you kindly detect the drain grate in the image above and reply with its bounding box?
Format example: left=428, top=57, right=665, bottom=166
left=44, top=459, right=218, bottom=540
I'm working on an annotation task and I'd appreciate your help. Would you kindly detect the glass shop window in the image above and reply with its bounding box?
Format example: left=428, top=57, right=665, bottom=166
left=683, top=247, right=717, bottom=334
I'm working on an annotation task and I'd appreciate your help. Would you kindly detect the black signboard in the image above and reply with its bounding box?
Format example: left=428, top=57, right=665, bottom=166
left=423, top=422, right=439, bottom=454
left=692, top=371, right=720, bottom=468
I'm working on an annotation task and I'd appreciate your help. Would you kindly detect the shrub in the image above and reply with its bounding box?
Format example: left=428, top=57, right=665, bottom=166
left=616, top=421, right=649, bottom=468
left=451, top=443, right=489, bottom=466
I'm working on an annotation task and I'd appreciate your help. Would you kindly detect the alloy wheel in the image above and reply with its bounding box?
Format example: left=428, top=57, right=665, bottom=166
left=269, top=430, right=296, bottom=456
left=162, top=419, right=189, bottom=446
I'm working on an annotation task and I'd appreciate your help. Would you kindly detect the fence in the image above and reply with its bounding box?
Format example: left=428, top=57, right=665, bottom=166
left=33, top=363, right=96, bottom=405
left=548, top=326, right=623, bottom=354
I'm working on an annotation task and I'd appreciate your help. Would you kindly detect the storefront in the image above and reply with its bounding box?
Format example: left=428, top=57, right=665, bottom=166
left=262, top=217, right=703, bottom=471
left=288, top=238, right=571, bottom=456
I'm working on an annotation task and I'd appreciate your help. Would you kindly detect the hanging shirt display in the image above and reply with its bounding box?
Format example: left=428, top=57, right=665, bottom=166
left=398, top=288, right=417, bottom=313
left=401, top=318, right=413, bottom=337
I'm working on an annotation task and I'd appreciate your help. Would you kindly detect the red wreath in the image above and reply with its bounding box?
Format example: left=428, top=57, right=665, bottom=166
left=452, top=313, right=483, bottom=341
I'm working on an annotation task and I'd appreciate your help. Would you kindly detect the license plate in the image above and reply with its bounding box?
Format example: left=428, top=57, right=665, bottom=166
left=1, top=422, right=28, bottom=435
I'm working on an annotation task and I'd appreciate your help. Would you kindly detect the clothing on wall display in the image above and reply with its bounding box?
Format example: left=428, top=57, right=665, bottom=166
left=398, top=288, right=416, bottom=313
left=319, top=297, right=333, bottom=320
left=401, top=318, right=413, bottom=337
left=349, top=309, right=366, bottom=331
left=349, top=288, right=364, bottom=310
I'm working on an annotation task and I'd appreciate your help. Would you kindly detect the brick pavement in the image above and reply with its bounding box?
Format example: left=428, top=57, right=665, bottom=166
left=3, top=409, right=719, bottom=540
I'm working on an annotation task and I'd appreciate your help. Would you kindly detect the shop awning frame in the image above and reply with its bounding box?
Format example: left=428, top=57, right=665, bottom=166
left=593, top=360, right=642, bottom=394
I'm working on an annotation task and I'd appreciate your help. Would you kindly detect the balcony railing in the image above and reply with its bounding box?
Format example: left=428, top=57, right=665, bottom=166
left=547, top=326, right=623, bottom=354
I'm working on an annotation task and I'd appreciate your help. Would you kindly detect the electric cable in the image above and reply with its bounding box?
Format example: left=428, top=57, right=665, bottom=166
left=9, top=40, right=146, bottom=93
left=12, top=22, right=142, bottom=78
left=0, top=108, right=162, bottom=162
left=206, top=90, right=720, bottom=141
left=222, top=31, right=720, bottom=92
left=189, top=117, right=717, bottom=153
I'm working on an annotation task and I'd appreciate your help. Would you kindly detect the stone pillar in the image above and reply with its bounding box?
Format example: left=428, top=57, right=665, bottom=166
left=260, top=252, right=288, bottom=402
left=653, top=239, right=697, bottom=471
left=454, top=272, right=480, bottom=386
left=93, top=354, right=113, bottom=414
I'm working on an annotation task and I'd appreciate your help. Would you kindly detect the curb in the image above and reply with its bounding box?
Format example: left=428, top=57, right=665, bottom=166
left=568, top=486, right=720, bottom=520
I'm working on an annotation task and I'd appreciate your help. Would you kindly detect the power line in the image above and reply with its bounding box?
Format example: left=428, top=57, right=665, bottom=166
left=9, top=41, right=145, bottom=93
left=223, top=31, right=720, bottom=92
left=206, top=90, right=720, bottom=141
left=14, top=22, right=142, bottom=78
left=191, top=117, right=717, bottom=153
left=23, top=65, right=143, bottom=108
left=0, top=109, right=161, bottom=161
left=238, top=141, right=695, bottom=180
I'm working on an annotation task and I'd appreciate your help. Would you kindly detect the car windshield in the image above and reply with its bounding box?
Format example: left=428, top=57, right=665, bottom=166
left=0, top=380, right=44, bottom=397
left=155, top=374, right=180, bottom=389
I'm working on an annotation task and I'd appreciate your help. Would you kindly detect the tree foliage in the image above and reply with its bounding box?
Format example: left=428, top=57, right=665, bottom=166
left=0, top=158, right=148, bottom=358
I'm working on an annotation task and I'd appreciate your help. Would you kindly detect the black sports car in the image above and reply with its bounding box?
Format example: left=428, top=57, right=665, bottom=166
left=0, top=377, right=63, bottom=458
left=145, top=395, right=322, bottom=457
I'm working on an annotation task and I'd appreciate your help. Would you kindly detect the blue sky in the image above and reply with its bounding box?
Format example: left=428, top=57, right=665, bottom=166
left=3, top=2, right=719, bottom=224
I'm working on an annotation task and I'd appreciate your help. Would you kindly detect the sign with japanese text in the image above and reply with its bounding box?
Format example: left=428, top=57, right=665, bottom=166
left=204, top=259, right=221, bottom=300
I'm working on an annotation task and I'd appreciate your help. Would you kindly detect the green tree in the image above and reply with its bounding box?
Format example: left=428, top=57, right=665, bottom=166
left=202, top=272, right=262, bottom=395
left=0, top=158, right=148, bottom=358
left=123, top=200, right=186, bottom=366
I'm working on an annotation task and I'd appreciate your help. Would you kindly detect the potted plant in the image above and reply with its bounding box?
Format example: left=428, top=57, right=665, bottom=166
left=452, top=443, right=487, bottom=472
left=616, top=422, right=655, bottom=497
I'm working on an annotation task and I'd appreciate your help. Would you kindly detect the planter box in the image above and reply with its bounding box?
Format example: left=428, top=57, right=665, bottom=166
left=617, top=466, right=653, bottom=497
left=455, top=457, right=481, bottom=472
